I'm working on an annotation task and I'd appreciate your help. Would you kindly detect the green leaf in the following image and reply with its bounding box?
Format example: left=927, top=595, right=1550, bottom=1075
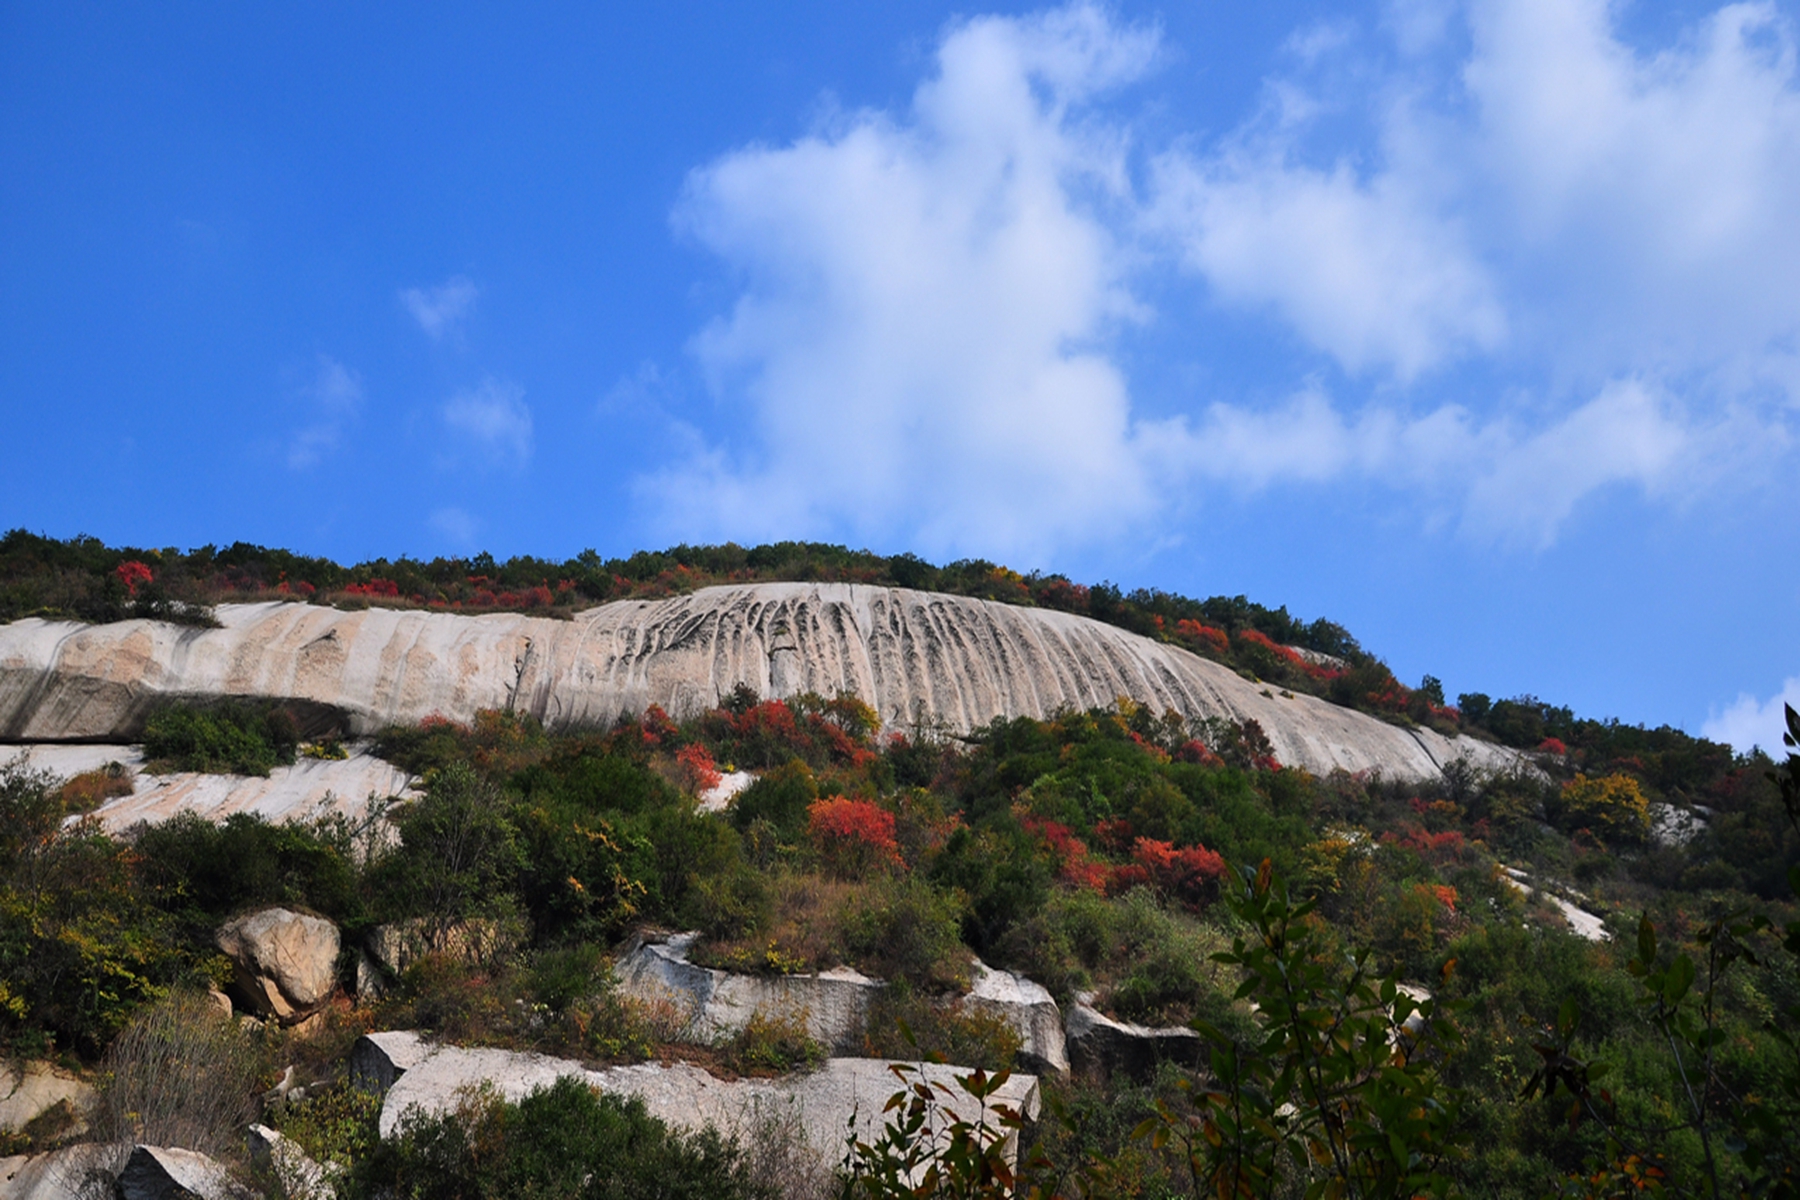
left=1664, top=954, right=1695, bottom=1005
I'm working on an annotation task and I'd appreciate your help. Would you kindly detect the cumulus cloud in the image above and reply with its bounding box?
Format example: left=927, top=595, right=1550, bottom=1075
left=645, top=0, right=1800, bottom=553
left=402, top=276, right=479, bottom=339
left=1148, top=117, right=1506, bottom=380
left=643, top=4, right=1165, bottom=557
left=442, top=378, right=533, bottom=468
left=288, top=355, right=362, bottom=469
left=1704, top=676, right=1800, bottom=754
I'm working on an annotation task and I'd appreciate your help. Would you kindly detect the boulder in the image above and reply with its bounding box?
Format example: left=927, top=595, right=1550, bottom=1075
left=246, top=1124, right=336, bottom=1200
left=961, top=962, right=1068, bottom=1075
left=377, top=1040, right=1040, bottom=1173
left=349, top=1031, right=434, bottom=1096
left=0, top=1063, right=95, bottom=1142
left=615, top=933, right=881, bottom=1053
left=1065, top=995, right=1204, bottom=1080
left=0, top=1144, right=120, bottom=1200
left=215, top=909, right=340, bottom=1024
left=115, top=1146, right=249, bottom=1200
left=0, top=586, right=1525, bottom=784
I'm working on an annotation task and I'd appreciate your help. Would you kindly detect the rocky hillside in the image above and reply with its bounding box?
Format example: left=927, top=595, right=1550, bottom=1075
left=0, top=582, right=1517, bottom=783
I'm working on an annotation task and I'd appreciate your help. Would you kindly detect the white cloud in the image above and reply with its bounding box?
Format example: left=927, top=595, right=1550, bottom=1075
left=288, top=355, right=362, bottom=469
left=402, top=276, right=479, bottom=339
left=1148, top=149, right=1507, bottom=380
left=645, top=0, right=1800, bottom=554
left=1704, top=676, right=1800, bottom=754
left=643, top=4, right=1165, bottom=558
left=442, top=378, right=533, bottom=468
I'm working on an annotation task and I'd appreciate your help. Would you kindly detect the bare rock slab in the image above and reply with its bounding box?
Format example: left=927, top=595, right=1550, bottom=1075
left=0, top=587, right=1526, bottom=784
left=246, top=1124, right=336, bottom=1200
left=1066, top=996, right=1204, bottom=1079
left=0, top=1144, right=121, bottom=1200
left=116, top=1146, right=249, bottom=1200
left=350, top=1031, right=435, bottom=1096
left=615, top=932, right=881, bottom=1053
left=215, top=908, right=339, bottom=1024
left=0, top=1062, right=95, bottom=1140
left=377, top=1041, right=1040, bottom=1173
left=963, top=962, right=1068, bottom=1075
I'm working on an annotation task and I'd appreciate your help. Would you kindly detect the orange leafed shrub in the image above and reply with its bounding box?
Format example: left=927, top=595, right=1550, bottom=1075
left=115, top=560, right=153, bottom=597
left=1109, top=837, right=1227, bottom=908
left=1021, top=815, right=1109, bottom=893
left=673, top=743, right=723, bottom=794
left=807, top=796, right=902, bottom=875
left=1175, top=618, right=1229, bottom=656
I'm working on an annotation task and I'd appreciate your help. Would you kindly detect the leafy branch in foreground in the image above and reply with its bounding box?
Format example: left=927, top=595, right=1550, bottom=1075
left=1524, top=730, right=1800, bottom=1200
left=841, top=860, right=1470, bottom=1199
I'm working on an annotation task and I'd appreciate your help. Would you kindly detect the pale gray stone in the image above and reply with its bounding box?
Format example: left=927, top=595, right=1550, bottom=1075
left=0, top=1063, right=95, bottom=1139
left=1065, top=995, right=1204, bottom=1079
left=115, top=1146, right=249, bottom=1200
left=377, top=1042, right=1039, bottom=1175
left=0, top=586, right=1524, bottom=783
left=349, top=1031, right=433, bottom=1096
left=962, top=961, right=1068, bottom=1075
left=0, top=1144, right=121, bottom=1200
left=215, top=909, right=339, bottom=1024
left=615, top=933, right=881, bottom=1053
left=363, top=919, right=514, bottom=982
left=245, top=1124, right=335, bottom=1200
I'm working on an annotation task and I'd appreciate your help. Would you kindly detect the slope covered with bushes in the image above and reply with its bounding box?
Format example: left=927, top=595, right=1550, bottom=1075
left=3, top=678, right=1796, bottom=1194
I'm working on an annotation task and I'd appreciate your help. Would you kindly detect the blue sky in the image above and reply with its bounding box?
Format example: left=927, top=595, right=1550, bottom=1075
left=3, top=0, right=1799, bottom=748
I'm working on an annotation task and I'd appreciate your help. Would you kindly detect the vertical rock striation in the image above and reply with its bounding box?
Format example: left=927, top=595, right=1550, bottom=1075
left=0, top=584, right=1520, bottom=782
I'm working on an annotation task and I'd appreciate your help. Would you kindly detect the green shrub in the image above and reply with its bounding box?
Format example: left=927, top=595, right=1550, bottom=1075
left=141, top=701, right=299, bottom=776
left=370, top=762, right=524, bottom=944
left=271, top=1079, right=382, bottom=1171
left=722, top=1008, right=826, bottom=1075
left=351, top=1075, right=777, bottom=1199
left=0, top=762, right=189, bottom=1056
left=840, top=874, right=969, bottom=991
left=133, top=811, right=362, bottom=936
left=861, top=981, right=1021, bottom=1071
left=730, top=760, right=818, bottom=840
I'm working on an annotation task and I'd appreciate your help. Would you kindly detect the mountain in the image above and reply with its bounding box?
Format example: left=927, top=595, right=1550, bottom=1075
left=0, top=582, right=1520, bottom=783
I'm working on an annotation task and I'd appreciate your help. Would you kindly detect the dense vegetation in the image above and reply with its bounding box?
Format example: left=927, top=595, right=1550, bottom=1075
left=2, top=680, right=1795, bottom=1195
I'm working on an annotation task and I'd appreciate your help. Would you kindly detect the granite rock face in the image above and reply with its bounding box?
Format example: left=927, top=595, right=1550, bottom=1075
left=215, top=909, right=340, bottom=1024
left=1065, top=995, right=1205, bottom=1079
left=1, top=743, right=412, bottom=834
left=614, top=932, right=882, bottom=1053
left=963, top=962, right=1068, bottom=1075
left=0, top=1062, right=95, bottom=1140
left=0, top=584, right=1521, bottom=781
left=115, top=1146, right=249, bottom=1200
left=376, top=1040, right=1040, bottom=1173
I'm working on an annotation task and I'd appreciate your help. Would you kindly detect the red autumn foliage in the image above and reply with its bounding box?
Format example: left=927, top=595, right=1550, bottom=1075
left=1173, top=738, right=1223, bottom=767
left=1174, top=618, right=1230, bottom=656
left=1538, top=737, right=1568, bottom=756
left=1385, top=825, right=1468, bottom=865
left=344, top=578, right=401, bottom=597
left=115, top=560, right=153, bottom=597
left=673, top=743, right=723, bottom=794
left=1108, top=837, right=1226, bottom=908
left=1021, top=815, right=1109, bottom=893
left=807, top=796, right=903, bottom=873
left=1093, top=817, right=1135, bottom=855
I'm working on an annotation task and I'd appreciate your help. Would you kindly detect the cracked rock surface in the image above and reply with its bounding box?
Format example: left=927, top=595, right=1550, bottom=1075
left=0, top=584, right=1523, bottom=782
